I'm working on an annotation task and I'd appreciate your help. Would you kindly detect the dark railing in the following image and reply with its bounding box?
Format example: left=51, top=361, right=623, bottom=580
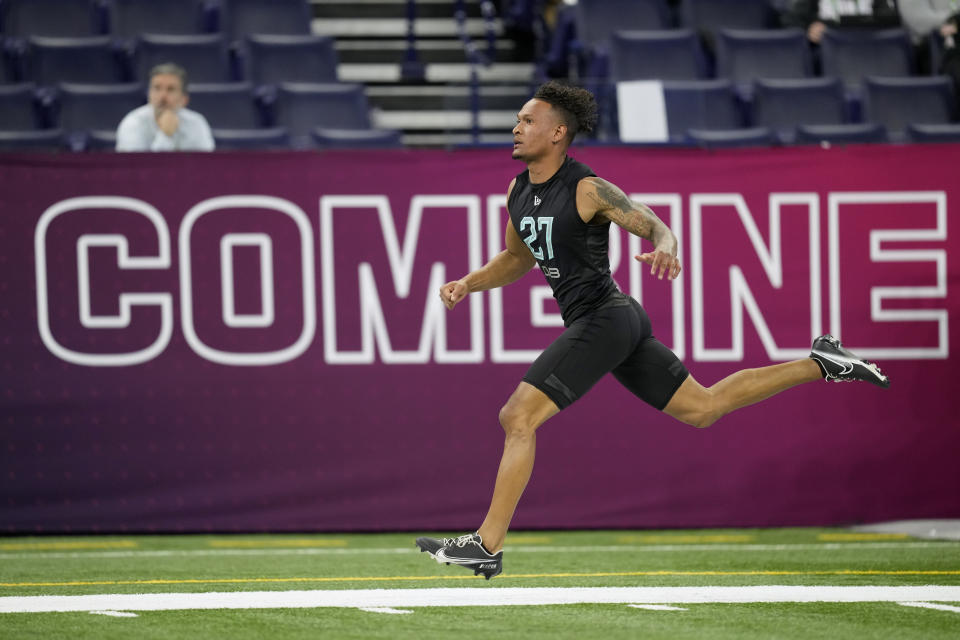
left=455, top=0, right=498, bottom=143
left=401, top=0, right=426, bottom=82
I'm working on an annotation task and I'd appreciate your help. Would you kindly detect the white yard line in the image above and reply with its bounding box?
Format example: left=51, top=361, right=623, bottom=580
left=2, top=586, right=960, bottom=613
left=88, top=610, right=138, bottom=617
left=628, top=604, right=689, bottom=611
left=0, top=540, right=956, bottom=560
left=897, top=601, right=960, bottom=614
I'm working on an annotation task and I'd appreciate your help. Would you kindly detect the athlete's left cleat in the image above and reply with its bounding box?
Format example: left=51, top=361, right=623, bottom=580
left=414, top=535, right=455, bottom=560
left=809, top=334, right=890, bottom=388
left=432, top=533, right=503, bottom=580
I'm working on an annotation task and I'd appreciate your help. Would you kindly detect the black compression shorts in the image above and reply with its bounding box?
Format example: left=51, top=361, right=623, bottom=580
left=523, top=294, right=689, bottom=411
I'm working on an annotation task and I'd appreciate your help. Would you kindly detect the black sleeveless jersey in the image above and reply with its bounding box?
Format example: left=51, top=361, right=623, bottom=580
left=507, top=156, right=622, bottom=325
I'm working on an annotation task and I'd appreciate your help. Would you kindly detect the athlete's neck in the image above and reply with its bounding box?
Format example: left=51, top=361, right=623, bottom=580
left=526, top=153, right=567, bottom=185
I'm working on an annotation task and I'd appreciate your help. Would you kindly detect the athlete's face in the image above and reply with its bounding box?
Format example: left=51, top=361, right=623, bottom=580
left=512, top=99, right=565, bottom=161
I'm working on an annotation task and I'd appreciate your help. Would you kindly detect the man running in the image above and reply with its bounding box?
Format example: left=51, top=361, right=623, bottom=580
left=415, top=81, right=889, bottom=580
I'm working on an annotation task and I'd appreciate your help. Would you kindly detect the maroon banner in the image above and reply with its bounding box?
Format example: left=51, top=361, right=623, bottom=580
left=1, top=145, right=958, bottom=534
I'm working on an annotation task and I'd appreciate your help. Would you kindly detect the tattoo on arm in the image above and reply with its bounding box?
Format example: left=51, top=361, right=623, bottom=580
left=585, top=178, right=664, bottom=241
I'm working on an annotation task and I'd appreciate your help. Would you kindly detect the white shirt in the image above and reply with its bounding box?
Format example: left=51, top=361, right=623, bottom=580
left=115, top=104, right=215, bottom=152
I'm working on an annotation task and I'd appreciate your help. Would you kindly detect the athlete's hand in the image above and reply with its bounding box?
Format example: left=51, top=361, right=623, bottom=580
left=635, top=250, right=682, bottom=280
left=439, top=280, right=469, bottom=310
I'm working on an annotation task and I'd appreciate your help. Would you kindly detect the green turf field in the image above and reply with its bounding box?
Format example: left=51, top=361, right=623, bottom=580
left=1, top=528, right=958, bottom=639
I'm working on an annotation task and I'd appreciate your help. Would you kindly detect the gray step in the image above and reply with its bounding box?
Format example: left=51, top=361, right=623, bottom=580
left=312, top=0, right=481, bottom=20
left=312, top=17, right=504, bottom=38
left=337, top=61, right=534, bottom=84
left=335, top=38, right=522, bottom=64
left=401, top=132, right=513, bottom=147
left=366, top=84, right=530, bottom=110
left=373, top=109, right=518, bottom=131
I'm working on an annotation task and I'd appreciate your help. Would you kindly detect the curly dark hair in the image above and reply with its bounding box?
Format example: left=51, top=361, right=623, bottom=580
left=532, top=81, right=598, bottom=143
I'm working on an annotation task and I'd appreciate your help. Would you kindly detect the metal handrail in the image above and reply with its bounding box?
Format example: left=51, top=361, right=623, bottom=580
left=454, top=0, right=498, bottom=143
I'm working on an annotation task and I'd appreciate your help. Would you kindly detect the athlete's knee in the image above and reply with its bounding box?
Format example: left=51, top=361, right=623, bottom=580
left=688, top=411, right=720, bottom=429
left=498, top=402, right=538, bottom=437
left=680, top=387, right=722, bottom=429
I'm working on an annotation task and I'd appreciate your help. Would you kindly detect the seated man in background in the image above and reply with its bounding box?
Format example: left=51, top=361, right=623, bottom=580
left=782, top=0, right=901, bottom=45
left=116, top=63, right=215, bottom=152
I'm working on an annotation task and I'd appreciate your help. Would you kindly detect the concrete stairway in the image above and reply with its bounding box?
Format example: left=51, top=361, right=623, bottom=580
left=311, top=0, right=538, bottom=146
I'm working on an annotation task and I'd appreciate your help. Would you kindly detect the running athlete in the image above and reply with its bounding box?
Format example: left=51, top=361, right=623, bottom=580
left=415, top=81, right=889, bottom=580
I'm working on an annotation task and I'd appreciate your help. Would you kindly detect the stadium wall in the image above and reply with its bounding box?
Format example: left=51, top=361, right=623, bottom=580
left=1, top=145, right=958, bottom=533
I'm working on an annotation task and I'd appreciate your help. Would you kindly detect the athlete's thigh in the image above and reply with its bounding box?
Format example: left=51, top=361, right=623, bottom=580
left=611, top=336, right=690, bottom=410
left=500, top=381, right=561, bottom=430
left=523, top=304, right=640, bottom=411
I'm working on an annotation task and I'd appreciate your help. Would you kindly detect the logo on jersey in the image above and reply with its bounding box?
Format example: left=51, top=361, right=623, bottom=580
left=534, top=195, right=541, bottom=206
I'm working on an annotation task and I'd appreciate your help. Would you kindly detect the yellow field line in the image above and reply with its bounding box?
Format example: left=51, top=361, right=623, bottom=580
left=208, top=540, right=348, bottom=549
left=617, top=535, right=756, bottom=544
left=0, top=541, right=138, bottom=551
left=817, top=533, right=910, bottom=542
left=4, top=569, right=959, bottom=588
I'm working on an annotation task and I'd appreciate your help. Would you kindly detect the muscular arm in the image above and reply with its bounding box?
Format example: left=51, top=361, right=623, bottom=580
left=577, top=176, right=681, bottom=280
left=440, top=179, right=536, bottom=309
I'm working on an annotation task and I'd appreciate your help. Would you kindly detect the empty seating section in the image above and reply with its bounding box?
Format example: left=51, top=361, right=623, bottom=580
left=220, top=0, right=311, bottom=42
left=0, top=128, right=64, bottom=151
left=863, top=76, right=954, bottom=141
left=610, top=30, right=707, bottom=81
left=213, top=127, right=289, bottom=150
left=820, top=29, right=913, bottom=91
left=134, top=34, right=231, bottom=83
left=680, top=0, right=774, bottom=34
left=0, top=0, right=957, bottom=149
left=661, top=79, right=744, bottom=142
left=27, top=36, right=124, bottom=85
left=0, top=0, right=104, bottom=38
left=752, top=78, right=846, bottom=143
left=273, top=82, right=395, bottom=149
left=188, top=82, right=260, bottom=129
left=56, top=82, right=143, bottom=133
left=0, top=82, right=39, bottom=129
left=574, top=0, right=671, bottom=50
left=715, top=29, right=811, bottom=89
left=245, top=35, right=338, bottom=86
left=109, top=0, right=211, bottom=38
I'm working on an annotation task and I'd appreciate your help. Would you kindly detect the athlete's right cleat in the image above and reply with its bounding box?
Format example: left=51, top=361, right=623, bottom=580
left=420, top=533, right=503, bottom=580
left=809, top=334, right=890, bottom=388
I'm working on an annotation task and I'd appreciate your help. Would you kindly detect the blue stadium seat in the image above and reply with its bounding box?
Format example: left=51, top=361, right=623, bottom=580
left=244, top=34, right=338, bottom=86
left=906, top=123, right=960, bottom=143
left=715, top=29, right=812, bottom=95
left=0, top=82, right=40, bottom=129
left=609, top=30, right=708, bottom=81
left=134, top=34, right=232, bottom=83
left=0, top=0, right=105, bottom=38
left=544, top=0, right=672, bottom=81
left=1, top=37, right=14, bottom=83
left=311, top=128, right=403, bottom=149
left=272, top=82, right=390, bottom=148
left=687, top=126, right=776, bottom=148
left=680, top=0, right=774, bottom=34
left=794, top=123, right=888, bottom=145
left=213, top=127, right=290, bottom=150
left=26, top=36, right=127, bottom=86
left=661, top=79, right=745, bottom=143
left=863, top=76, right=955, bottom=142
left=574, top=0, right=672, bottom=49
left=752, top=77, right=846, bottom=144
left=187, top=82, right=261, bottom=129
left=85, top=129, right=117, bottom=151
left=109, top=0, right=213, bottom=38
left=0, top=128, right=64, bottom=151
left=55, top=82, right=143, bottom=137
left=820, top=28, right=913, bottom=93
left=220, top=0, right=311, bottom=42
